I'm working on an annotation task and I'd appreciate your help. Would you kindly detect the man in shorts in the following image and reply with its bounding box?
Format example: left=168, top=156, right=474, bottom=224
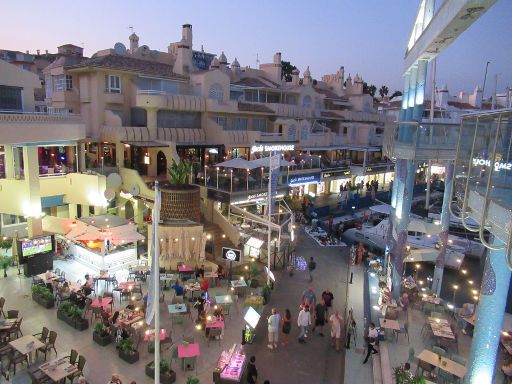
left=312, top=299, right=327, bottom=336
left=330, top=310, right=343, bottom=352
left=267, top=308, right=281, bottom=350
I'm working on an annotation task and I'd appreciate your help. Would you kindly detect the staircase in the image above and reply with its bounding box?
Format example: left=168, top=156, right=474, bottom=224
left=203, top=219, right=238, bottom=261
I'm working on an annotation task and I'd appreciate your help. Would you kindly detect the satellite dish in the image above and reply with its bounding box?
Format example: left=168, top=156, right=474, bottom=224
left=104, top=189, right=115, bottom=201
left=114, top=42, right=127, bottom=55
left=130, top=185, right=140, bottom=197
left=106, top=173, right=122, bottom=189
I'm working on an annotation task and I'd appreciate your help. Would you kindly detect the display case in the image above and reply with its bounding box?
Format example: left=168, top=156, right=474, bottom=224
left=213, top=344, right=247, bottom=384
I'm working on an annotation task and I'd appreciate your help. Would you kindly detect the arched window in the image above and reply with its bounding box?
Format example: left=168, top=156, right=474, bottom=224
left=208, top=83, right=224, bottom=101
left=302, top=95, right=312, bottom=108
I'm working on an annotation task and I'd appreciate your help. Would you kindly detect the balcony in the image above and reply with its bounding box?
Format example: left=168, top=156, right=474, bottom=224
left=391, top=121, right=460, bottom=161
left=136, top=91, right=206, bottom=112
left=0, top=111, right=84, bottom=145
left=49, top=90, right=79, bottom=104
left=105, top=93, right=125, bottom=104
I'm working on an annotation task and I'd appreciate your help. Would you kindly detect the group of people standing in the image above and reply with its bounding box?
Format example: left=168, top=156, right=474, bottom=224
left=265, top=287, right=343, bottom=352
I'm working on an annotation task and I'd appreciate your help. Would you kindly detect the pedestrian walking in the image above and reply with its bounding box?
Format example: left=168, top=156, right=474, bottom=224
left=363, top=323, right=379, bottom=364
left=302, top=287, right=317, bottom=307
left=281, top=308, right=292, bottom=346
left=329, top=310, right=343, bottom=352
left=297, top=305, right=311, bottom=343
left=312, top=299, right=327, bottom=336
left=247, top=356, right=258, bottom=384
left=322, top=288, right=334, bottom=315
left=267, top=308, right=281, bottom=350
left=345, top=318, right=357, bottom=349
left=307, top=257, right=316, bottom=281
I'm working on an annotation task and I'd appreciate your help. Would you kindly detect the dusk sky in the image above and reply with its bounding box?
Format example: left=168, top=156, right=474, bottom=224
left=3, top=0, right=511, bottom=97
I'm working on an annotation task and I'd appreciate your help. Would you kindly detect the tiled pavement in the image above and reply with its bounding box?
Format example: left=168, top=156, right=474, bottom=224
left=0, top=228, right=352, bottom=384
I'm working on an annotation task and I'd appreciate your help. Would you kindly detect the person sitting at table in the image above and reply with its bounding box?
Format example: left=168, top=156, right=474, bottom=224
left=398, top=293, right=409, bottom=310
left=381, top=287, right=393, bottom=304
left=196, top=264, right=205, bottom=279
left=200, top=276, right=209, bottom=293
left=213, top=305, right=225, bottom=321
left=171, top=280, right=184, bottom=297
left=60, top=282, right=71, bottom=300
left=216, top=264, right=225, bottom=280
left=458, top=303, right=475, bottom=334
left=194, top=294, right=206, bottom=320
left=83, top=274, right=94, bottom=288
left=108, top=373, right=123, bottom=384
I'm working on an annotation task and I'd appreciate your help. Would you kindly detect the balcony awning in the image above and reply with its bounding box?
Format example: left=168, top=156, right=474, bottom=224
left=302, top=145, right=381, bottom=152
left=121, top=141, right=169, bottom=148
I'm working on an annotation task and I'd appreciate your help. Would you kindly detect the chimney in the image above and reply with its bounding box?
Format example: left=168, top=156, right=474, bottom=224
left=36, top=49, right=40, bottom=55
left=45, top=50, right=48, bottom=54
left=182, top=24, right=193, bottom=47
left=129, top=33, right=139, bottom=53
left=26, top=50, right=29, bottom=54
left=174, top=24, right=193, bottom=75
left=291, top=69, right=300, bottom=85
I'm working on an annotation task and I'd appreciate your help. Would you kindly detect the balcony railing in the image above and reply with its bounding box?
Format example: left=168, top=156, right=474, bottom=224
left=0, top=110, right=81, bottom=122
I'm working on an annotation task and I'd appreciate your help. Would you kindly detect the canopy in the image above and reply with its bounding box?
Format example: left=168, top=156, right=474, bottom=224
left=215, top=158, right=258, bottom=169
left=249, top=157, right=294, bottom=168
left=72, top=224, right=144, bottom=246
left=408, top=219, right=442, bottom=235
left=404, top=248, right=464, bottom=270
left=369, top=204, right=391, bottom=215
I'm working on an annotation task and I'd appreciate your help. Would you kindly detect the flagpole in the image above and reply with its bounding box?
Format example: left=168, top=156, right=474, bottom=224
left=154, top=181, right=161, bottom=384
left=267, top=154, right=272, bottom=286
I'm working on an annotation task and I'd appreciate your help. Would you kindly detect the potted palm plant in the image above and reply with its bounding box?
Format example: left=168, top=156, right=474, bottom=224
left=57, top=302, right=88, bottom=330
left=93, top=322, right=112, bottom=346
left=145, top=359, right=176, bottom=383
left=392, top=366, right=426, bottom=384
left=118, top=337, right=139, bottom=364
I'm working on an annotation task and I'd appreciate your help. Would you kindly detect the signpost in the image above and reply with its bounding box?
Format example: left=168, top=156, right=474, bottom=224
left=222, top=247, right=241, bottom=280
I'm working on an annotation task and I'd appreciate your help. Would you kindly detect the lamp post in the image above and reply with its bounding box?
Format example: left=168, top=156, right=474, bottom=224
left=318, top=155, right=322, bottom=168
left=287, top=166, right=290, bottom=184
left=246, top=169, right=249, bottom=191
left=216, top=167, right=219, bottom=190
left=261, top=167, right=264, bottom=189
left=230, top=169, right=233, bottom=192
left=101, top=156, right=104, bottom=175
left=452, top=284, right=459, bottom=307
left=204, top=165, right=207, bottom=186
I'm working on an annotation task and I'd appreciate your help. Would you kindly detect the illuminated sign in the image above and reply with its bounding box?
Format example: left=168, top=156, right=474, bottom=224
left=247, top=192, right=268, bottom=201
left=472, top=157, right=512, bottom=172
left=251, top=144, right=295, bottom=153
left=322, top=170, right=351, bottom=179
left=222, top=247, right=241, bottom=262
left=288, top=173, right=321, bottom=186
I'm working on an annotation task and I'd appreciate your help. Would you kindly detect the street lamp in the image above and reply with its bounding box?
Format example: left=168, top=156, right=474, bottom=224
left=261, top=167, right=264, bottom=189
left=452, top=284, right=459, bottom=306
left=230, top=169, right=233, bottom=192
left=246, top=169, right=250, bottom=191
left=204, top=165, right=208, bottom=186
left=216, top=167, right=220, bottom=189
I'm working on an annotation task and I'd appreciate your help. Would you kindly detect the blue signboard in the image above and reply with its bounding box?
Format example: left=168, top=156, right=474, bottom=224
left=288, top=173, right=321, bottom=186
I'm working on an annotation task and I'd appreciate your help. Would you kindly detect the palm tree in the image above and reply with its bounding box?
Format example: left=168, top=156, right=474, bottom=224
left=379, top=85, right=389, bottom=99
left=167, top=159, right=192, bottom=186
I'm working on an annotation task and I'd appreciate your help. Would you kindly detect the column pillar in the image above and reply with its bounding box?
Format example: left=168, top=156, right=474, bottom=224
left=386, top=158, right=416, bottom=300
left=134, top=200, right=145, bottom=231
left=115, top=142, right=125, bottom=169
left=412, top=59, right=428, bottom=121
left=81, top=205, right=90, bottom=217
left=432, top=161, right=453, bottom=296
left=465, top=239, right=511, bottom=383
left=146, top=108, right=158, bottom=140
left=79, top=143, right=86, bottom=172
left=68, top=204, right=78, bottom=219
left=23, top=146, right=43, bottom=237
left=405, top=65, right=418, bottom=121
left=3, top=145, right=14, bottom=179
left=399, top=73, right=410, bottom=123
left=147, top=148, right=158, bottom=178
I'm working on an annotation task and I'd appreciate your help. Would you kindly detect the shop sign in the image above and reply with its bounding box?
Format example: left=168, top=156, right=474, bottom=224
left=288, top=173, right=321, bottom=186
left=365, top=164, right=394, bottom=174
left=251, top=144, right=295, bottom=153
left=222, top=247, right=241, bottom=262
left=322, top=169, right=351, bottom=180
left=472, top=157, right=512, bottom=172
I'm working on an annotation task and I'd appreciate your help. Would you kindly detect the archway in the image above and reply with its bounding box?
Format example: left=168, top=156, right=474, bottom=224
left=157, top=151, right=167, bottom=177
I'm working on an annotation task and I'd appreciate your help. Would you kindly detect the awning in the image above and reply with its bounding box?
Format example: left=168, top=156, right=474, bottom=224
left=215, top=157, right=259, bottom=169
left=121, top=141, right=169, bottom=148
left=249, top=157, right=294, bottom=168
left=404, top=248, right=464, bottom=270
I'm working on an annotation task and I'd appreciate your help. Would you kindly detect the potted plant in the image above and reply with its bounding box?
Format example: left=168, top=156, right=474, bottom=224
left=145, top=359, right=176, bottom=384
left=0, top=256, right=11, bottom=277
left=118, top=337, right=139, bottom=364
left=392, top=366, right=426, bottom=384
left=0, top=238, right=12, bottom=257
left=249, top=264, right=260, bottom=288
left=262, top=284, right=272, bottom=305
left=57, top=302, right=88, bottom=331
left=93, top=322, right=112, bottom=346
left=168, top=159, right=192, bottom=186
left=31, top=285, right=55, bottom=308
left=186, top=377, right=200, bottom=384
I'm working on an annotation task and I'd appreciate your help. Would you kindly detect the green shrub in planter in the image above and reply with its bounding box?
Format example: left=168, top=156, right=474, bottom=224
left=186, top=377, right=200, bottom=384
left=118, top=338, right=139, bottom=364
left=145, top=360, right=176, bottom=384
left=0, top=257, right=11, bottom=277
left=31, top=285, right=55, bottom=308
left=93, top=323, right=112, bottom=346
left=392, top=366, right=426, bottom=384
left=57, top=302, right=88, bottom=331
left=262, top=284, right=272, bottom=304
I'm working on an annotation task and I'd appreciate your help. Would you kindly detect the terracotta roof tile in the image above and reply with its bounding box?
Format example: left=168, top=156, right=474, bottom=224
left=65, top=54, right=186, bottom=79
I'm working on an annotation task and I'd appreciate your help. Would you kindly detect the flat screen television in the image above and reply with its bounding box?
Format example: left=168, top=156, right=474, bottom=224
left=20, top=235, right=53, bottom=257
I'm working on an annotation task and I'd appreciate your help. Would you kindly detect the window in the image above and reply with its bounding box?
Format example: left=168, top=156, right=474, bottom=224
left=105, top=75, right=121, bottom=93
left=213, top=116, right=227, bottom=130
left=0, top=86, right=22, bottom=111
left=157, top=111, right=201, bottom=129
left=53, top=75, right=73, bottom=91
left=231, top=117, right=248, bottom=131
left=251, top=119, right=267, bottom=132
left=342, top=126, right=348, bottom=135
left=302, top=95, right=312, bottom=108
left=44, top=75, right=52, bottom=99
left=208, top=83, right=224, bottom=101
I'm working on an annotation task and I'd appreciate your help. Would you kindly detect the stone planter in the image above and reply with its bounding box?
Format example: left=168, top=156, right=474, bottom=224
left=93, top=331, right=112, bottom=346
left=32, top=292, right=55, bottom=309
left=145, top=362, right=176, bottom=384
left=57, top=310, right=89, bottom=331
left=118, top=349, right=139, bottom=364
left=160, top=185, right=200, bottom=222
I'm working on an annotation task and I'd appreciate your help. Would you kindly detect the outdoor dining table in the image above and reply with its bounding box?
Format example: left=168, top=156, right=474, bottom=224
left=9, top=335, right=44, bottom=364
left=37, top=272, right=62, bottom=284
left=168, top=304, right=188, bottom=314
left=230, top=279, right=247, bottom=297
left=144, top=329, right=167, bottom=341
left=131, top=265, right=149, bottom=273
left=160, top=273, right=178, bottom=289
left=379, top=318, right=400, bottom=340
left=206, top=318, right=224, bottom=329
left=39, top=356, right=78, bottom=382
left=428, top=317, right=455, bottom=339
left=215, top=295, right=233, bottom=305
left=422, top=295, right=441, bottom=305
left=91, top=297, right=113, bottom=310
left=185, top=283, right=202, bottom=300
left=117, top=281, right=137, bottom=291
left=178, top=342, right=200, bottom=372
left=417, top=349, right=466, bottom=379
left=118, top=309, right=144, bottom=328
